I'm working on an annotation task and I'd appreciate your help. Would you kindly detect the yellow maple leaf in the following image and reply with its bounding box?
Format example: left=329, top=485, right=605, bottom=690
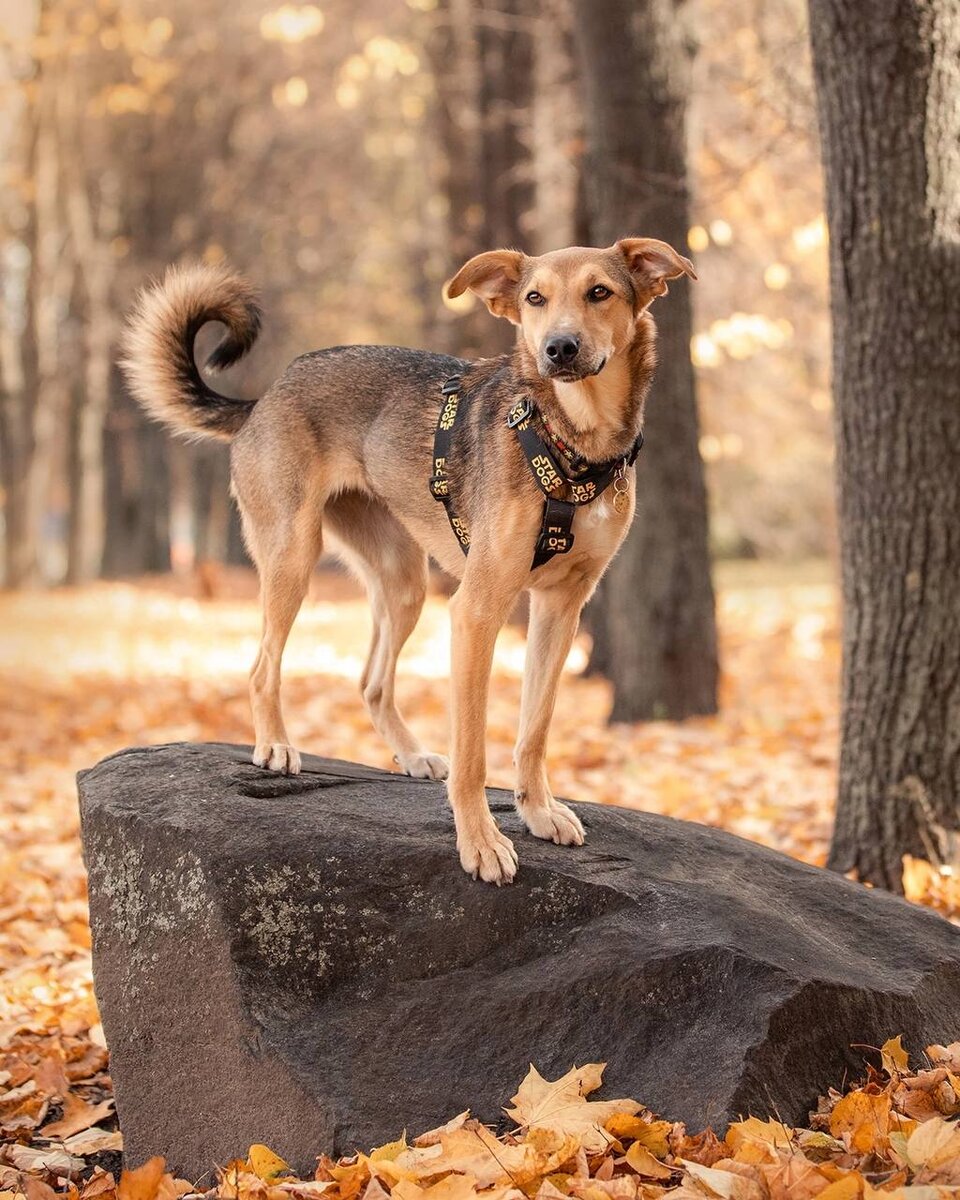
left=249, top=1146, right=291, bottom=1183
left=506, top=1065, right=640, bottom=1153
left=726, top=1118, right=794, bottom=1154
left=880, top=1036, right=910, bottom=1077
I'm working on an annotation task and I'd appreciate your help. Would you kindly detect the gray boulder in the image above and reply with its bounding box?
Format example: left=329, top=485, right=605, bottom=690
left=78, top=742, right=960, bottom=1179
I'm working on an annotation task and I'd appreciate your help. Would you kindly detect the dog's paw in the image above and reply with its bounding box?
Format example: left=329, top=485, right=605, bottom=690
left=252, top=742, right=302, bottom=775
left=517, top=794, right=585, bottom=846
left=396, top=751, right=449, bottom=781
left=458, top=821, right=518, bottom=885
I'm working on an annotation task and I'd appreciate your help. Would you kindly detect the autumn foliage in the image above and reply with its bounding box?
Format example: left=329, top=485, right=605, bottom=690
left=5, top=1048, right=960, bottom=1200
left=1, top=570, right=958, bottom=1198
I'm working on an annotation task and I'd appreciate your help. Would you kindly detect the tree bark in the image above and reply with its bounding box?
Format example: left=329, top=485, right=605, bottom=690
left=573, top=0, right=718, bottom=721
left=429, top=0, right=535, bottom=358
left=808, top=0, right=960, bottom=889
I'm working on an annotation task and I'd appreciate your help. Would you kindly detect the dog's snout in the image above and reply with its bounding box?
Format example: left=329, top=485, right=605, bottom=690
left=544, top=334, right=580, bottom=367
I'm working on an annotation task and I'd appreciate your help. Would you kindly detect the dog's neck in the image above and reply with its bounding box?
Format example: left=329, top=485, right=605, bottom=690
left=522, top=316, right=657, bottom=465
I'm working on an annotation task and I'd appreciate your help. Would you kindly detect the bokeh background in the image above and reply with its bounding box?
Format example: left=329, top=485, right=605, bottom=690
left=1, top=0, right=831, bottom=584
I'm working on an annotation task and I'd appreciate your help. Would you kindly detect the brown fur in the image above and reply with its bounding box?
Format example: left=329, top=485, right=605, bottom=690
left=120, top=239, right=695, bottom=883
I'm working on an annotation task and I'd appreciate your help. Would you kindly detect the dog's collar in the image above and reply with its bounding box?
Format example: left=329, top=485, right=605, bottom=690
left=431, top=376, right=643, bottom=571
left=506, top=394, right=644, bottom=482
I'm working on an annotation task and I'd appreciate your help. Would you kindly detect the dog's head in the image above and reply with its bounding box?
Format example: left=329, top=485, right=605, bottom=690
left=445, top=240, right=696, bottom=383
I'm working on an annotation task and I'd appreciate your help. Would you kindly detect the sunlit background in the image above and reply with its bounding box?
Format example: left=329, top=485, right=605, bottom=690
left=0, top=0, right=831, bottom=585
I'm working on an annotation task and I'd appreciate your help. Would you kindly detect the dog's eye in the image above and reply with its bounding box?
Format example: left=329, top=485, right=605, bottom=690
left=588, top=285, right=612, bottom=302
left=525, top=291, right=545, bottom=306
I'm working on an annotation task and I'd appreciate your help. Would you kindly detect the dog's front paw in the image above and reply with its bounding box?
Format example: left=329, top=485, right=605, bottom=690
left=253, top=742, right=302, bottom=774
left=457, top=819, right=518, bottom=885
left=396, top=751, right=449, bottom=781
left=516, top=793, right=585, bottom=846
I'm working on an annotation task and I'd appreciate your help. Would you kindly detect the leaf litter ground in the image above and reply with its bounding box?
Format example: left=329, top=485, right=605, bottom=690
left=1, top=562, right=958, bottom=1199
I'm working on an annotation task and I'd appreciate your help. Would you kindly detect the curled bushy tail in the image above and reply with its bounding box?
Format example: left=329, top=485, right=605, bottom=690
left=119, top=263, right=263, bottom=440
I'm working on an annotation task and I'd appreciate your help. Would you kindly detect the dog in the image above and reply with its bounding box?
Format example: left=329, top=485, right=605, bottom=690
left=120, top=239, right=696, bottom=884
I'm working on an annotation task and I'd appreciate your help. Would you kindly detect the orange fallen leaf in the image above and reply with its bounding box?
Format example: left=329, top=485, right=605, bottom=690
left=117, top=1157, right=168, bottom=1200
left=828, top=1089, right=891, bottom=1155
left=623, top=1144, right=671, bottom=1181
left=42, top=1095, right=115, bottom=1140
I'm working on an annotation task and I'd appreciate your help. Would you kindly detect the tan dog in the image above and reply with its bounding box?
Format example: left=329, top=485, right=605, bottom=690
left=121, top=239, right=695, bottom=884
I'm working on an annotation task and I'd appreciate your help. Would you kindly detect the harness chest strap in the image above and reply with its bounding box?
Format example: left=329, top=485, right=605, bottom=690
left=430, top=375, right=643, bottom=570
left=429, top=377, right=471, bottom=553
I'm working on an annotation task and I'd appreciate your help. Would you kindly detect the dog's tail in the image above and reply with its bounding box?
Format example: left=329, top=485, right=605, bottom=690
left=119, top=262, right=263, bottom=441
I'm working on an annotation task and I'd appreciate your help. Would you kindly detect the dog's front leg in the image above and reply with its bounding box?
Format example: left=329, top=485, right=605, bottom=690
left=513, top=583, right=591, bottom=846
left=447, top=568, right=522, bottom=884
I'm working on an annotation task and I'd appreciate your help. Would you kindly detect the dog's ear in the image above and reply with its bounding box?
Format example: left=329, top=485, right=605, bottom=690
left=616, top=238, right=698, bottom=307
left=444, top=250, right=525, bottom=324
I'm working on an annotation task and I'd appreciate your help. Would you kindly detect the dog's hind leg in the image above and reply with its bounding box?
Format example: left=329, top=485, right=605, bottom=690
left=325, top=492, right=448, bottom=780
left=513, top=582, right=590, bottom=846
left=241, top=496, right=323, bottom=775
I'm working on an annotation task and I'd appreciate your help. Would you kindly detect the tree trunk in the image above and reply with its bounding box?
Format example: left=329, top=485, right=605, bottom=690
left=530, top=0, right=580, bottom=255
left=573, top=0, right=718, bottom=721
left=429, top=0, right=535, bottom=358
left=808, top=0, right=960, bottom=889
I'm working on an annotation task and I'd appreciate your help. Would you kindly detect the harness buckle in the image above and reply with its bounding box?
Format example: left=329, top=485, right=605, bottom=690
left=429, top=473, right=449, bottom=501
left=506, top=397, right=532, bottom=429
left=440, top=376, right=461, bottom=396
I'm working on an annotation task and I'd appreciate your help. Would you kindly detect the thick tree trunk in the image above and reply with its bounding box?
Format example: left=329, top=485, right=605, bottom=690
left=530, top=0, right=579, bottom=255
left=808, top=0, right=960, bottom=890
left=429, top=0, right=534, bottom=358
left=573, top=0, right=718, bottom=721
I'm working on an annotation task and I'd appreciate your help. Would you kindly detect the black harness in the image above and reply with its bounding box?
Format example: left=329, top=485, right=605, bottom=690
left=429, top=374, right=643, bottom=570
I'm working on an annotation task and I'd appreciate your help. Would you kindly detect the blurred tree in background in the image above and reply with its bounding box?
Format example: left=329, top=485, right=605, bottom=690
left=0, top=0, right=830, bottom=594
left=575, top=0, right=717, bottom=721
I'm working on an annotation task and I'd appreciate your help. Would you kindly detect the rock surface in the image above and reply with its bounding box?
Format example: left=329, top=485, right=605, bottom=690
left=79, top=742, right=960, bottom=1177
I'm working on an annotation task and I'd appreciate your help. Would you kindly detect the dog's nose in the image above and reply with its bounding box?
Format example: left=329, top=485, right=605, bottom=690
left=544, top=334, right=580, bottom=367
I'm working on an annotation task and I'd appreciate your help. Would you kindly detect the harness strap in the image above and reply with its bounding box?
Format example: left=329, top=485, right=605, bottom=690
left=429, top=376, right=470, bottom=554
left=431, top=375, right=643, bottom=571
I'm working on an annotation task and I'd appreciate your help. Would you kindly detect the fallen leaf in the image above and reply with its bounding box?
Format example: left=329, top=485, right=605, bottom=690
left=249, top=1147, right=292, bottom=1183
left=414, top=1114, right=470, bottom=1148
left=42, top=1095, right=115, bottom=1140
left=118, top=1157, right=169, bottom=1200
left=725, top=1118, right=793, bottom=1154
left=679, top=1159, right=764, bottom=1200
left=881, top=1037, right=910, bottom=1078
left=62, top=1128, right=124, bottom=1156
left=393, top=1176, right=480, bottom=1200
left=828, top=1089, right=891, bottom=1154
left=506, top=1066, right=640, bottom=1152
left=623, top=1144, right=671, bottom=1181
left=814, top=1177, right=861, bottom=1200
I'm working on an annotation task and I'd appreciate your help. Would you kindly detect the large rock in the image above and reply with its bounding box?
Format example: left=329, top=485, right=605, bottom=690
left=78, top=743, right=960, bottom=1178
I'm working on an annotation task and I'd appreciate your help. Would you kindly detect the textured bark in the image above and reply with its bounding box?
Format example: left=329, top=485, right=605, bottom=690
left=808, top=0, right=960, bottom=889
left=530, top=0, right=580, bottom=255
left=573, top=0, right=718, bottom=720
left=430, top=0, right=534, bottom=359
